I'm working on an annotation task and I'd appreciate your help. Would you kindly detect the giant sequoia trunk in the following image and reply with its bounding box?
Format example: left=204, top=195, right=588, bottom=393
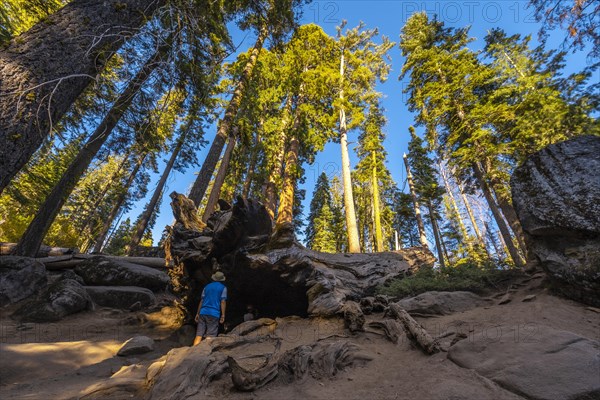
left=14, top=48, right=165, bottom=257
left=188, top=27, right=267, bottom=207
left=0, top=0, right=165, bottom=193
left=165, top=193, right=435, bottom=324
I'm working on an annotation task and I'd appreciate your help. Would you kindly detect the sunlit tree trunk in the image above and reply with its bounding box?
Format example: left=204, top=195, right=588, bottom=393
left=202, top=134, right=237, bottom=222
left=275, top=134, right=300, bottom=225
left=188, top=27, right=267, bottom=207
left=92, top=153, right=146, bottom=253
left=14, top=47, right=165, bottom=257
left=264, top=96, right=293, bottom=218
left=242, top=131, right=261, bottom=198
left=371, top=152, right=383, bottom=252
left=0, top=0, right=165, bottom=193
left=472, top=162, right=525, bottom=268
left=339, top=53, right=361, bottom=253
left=427, top=202, right=446, bottom=269
left=403, top=153, right=428, bottom=247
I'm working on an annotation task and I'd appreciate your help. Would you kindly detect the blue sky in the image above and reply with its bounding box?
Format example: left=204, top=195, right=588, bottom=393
left=122, top=0, right=596, bottom=246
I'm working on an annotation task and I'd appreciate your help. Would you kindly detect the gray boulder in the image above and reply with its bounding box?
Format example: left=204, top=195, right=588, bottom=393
left=0, top=256, right=47, bottom=306
left=396, top=291, right=488, bottom=315
left=511, top=135, right=600, bottom=306
left=117, top=336, right=155, bottom=356
left=448, top=325, right=600, bottom=400
left=75, top=256, right=169, bottom=291
left=0, top=256, right=48, bottom=306
left=15, top=279, right=92, bottom=322
left=85, top=286, right=156, bottom=309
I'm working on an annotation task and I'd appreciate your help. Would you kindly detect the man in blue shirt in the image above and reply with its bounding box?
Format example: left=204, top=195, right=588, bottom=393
left=193, top=271, right=227, bottom=345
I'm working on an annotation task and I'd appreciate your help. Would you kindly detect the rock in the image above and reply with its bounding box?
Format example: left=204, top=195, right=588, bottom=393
left=85, top=286, right=156, bottom=309
left=497, top=293, right=512, bottom=305
left=448, top=325, right=600, bottom=400
left=396, top=291, right=488, bottom=315
left=511, top=135, right=600, bottom=306
left=75, top=256, right=169, bottom=291
left=522, top=294, right=536, bottom=302
left=15, top=279, right=91, bottom=322
left=48, top=269, right=85, bottom=285
left=117, top=336, right=155, bottom=356
left=341, top=301, right=365, bottom=332
left=0, top=256, right=47, bottom=306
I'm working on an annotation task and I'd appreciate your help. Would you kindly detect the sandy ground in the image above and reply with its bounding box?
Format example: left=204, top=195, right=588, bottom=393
left=1, top=273, right=598, bottom=400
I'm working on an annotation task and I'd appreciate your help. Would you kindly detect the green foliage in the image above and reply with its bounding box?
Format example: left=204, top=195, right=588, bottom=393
left=0, top=0, right=66, bottom=45
left=305, top=172, right=336, bottom=252
left=378, top=261, right=517, bottom=298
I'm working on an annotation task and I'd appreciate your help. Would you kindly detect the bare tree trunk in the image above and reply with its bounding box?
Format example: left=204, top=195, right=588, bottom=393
left=242, top=131, right=261, bottom=198
left=128, top=132, right=186, bottom=254
left=472, top=163, right=525, bottom=268
left=457, top=182, right=485, bottom=245
left=13, top=47, right=165, bottom=257
left=338, top=53, right=361, bottom=253
left=403, top=154, right=428, bottom=248
left=202, top=135, right=237, bottom=222
left=371, top=152, right=383, bottom=252
left=92, top=154, right=146, bottom=253
left=427, top=202, right=446, bottom=269
left=0, top=0, right=165, bottom=193
left=264, top=96, right=293, bottom=219
left=438, top=161, right=469, bottom=242
left=489, top=179, right=528, bottom=254
left=275, top=134, right=300, bottom=225
left=188, top=27, right=267, bottom=207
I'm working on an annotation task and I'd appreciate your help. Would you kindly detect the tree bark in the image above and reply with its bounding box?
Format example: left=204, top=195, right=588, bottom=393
left=0, top=0, right=165, bottom=193
left=275, top=134, right=300, bottom=225
left=403, top=154, right=428, bottom=248
left=427, top=202, right=446, bottom=269
left=472, top=163, right=525, bottom=268
left=128, top=133, right=186, bottom=255
left=13, top=47, right=165, bottom=257
left=264, top=96, right=293, bottom=219
left=188, top=27, right=267, bottom=207
left=371, top=152, right=383, bottom=252
left=242, top=131, right=261, bottom=198
left=202, top=135, right=237, bottom=222
left=338, top=53, right=361, bottom=253
left=92, top=153, right=146, bottom=253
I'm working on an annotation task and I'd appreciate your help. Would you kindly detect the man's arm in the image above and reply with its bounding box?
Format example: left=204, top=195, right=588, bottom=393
left=220, top=300, right=226, bottom=324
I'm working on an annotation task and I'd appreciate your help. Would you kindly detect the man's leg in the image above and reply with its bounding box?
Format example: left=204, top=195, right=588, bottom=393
left=193, top=315, right=207, bottom=346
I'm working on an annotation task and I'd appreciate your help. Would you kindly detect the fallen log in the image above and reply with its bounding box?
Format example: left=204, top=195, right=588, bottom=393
left=37, top=254, right=167, bottom=270
left=388, top=303, right=440, bottom=354
left=0, top=242, right=77, bottom=257
left=165, top=192, right=436, bottom=325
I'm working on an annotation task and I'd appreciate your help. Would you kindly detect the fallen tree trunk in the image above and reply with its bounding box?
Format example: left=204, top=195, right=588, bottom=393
left=388, top=303, right=440, bottom=354
left=0, top=243, right=77, bottom=257
left=37, top=254, right=167, bottom=270
left=165, top=192, right=435, bottom=325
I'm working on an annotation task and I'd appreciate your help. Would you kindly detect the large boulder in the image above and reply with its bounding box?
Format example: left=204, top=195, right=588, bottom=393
left=448, top=325, right=600, bottom=400
left=85, top=286, right=156, bottom=309
left=511, top=135, right=600, bottom=306
left=396, top=291, right=489, bottom=316
left=0, top=256, right=48, bottom=306
left=117, top=336, right=155, bottom=356
left=75, top=256, right=169, bottom=291
left=14, top=279, right=92, bottom=322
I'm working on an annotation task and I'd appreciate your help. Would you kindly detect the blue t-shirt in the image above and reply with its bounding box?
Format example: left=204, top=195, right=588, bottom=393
left=199, top=282, right=227, bottom=318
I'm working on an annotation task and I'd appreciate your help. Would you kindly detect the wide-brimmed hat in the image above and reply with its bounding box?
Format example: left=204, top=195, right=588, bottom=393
left=211, top=271, right=226, bottom=282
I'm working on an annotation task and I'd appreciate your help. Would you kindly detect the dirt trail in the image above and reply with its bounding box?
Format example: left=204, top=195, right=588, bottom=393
left=0, top=273, right=598, bottom=400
